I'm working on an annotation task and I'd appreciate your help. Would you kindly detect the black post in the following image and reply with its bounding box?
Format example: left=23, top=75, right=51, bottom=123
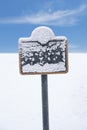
left=41, top=75, right=49, bottom=130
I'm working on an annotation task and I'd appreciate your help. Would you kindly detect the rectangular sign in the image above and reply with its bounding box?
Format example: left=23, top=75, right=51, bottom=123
left=19, top=39, right=68, bottom=74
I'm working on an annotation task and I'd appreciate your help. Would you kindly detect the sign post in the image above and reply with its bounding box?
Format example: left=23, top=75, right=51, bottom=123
left=18, top=26, right=68, bottom=130
left=41, top=75, right=49, bottom=130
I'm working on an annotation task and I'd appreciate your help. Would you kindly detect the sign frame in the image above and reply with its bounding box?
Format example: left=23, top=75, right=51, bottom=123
left=18, top=27, right=68, bottom=75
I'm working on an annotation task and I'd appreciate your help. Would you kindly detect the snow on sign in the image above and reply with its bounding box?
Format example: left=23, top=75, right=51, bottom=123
left=19, top=26, right=68, bottom=74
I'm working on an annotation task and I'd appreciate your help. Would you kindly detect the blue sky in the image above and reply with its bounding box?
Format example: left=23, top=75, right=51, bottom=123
left=0, top=0, right=87, bottom=53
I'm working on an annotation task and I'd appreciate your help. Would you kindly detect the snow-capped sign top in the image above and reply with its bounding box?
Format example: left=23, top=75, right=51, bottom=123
left=19, top=26, right=68, bottom=75
left=31, top=26, right=55, bottom=44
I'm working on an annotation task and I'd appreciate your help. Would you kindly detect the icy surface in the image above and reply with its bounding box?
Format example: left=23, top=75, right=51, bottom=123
left=0, top=53, right=87, bottom=130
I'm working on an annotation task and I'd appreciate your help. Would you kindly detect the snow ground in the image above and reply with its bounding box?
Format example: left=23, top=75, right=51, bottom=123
left=0, top=53, right=87, bottom=130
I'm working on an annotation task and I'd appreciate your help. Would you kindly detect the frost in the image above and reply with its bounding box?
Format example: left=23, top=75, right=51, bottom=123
left=22, top=62, right=66, bottom=73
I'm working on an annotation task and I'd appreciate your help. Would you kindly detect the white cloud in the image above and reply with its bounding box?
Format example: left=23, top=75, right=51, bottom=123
left=69, top=44, right=80, bottom=49
left=0, top=4, right=87, bottom=26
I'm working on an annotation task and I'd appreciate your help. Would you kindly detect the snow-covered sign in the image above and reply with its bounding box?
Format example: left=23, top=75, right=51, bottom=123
left=19, top=26, right=68, bottom=74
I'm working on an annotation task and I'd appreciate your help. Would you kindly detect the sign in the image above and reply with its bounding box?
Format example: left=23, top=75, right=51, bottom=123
left=19, top=26, right=68, bottom=74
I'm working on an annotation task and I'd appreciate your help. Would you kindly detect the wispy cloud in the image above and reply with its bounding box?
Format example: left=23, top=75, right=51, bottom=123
left=69, top=44, right=80, bottom=49
left=0, top=4, right=87, bottom=26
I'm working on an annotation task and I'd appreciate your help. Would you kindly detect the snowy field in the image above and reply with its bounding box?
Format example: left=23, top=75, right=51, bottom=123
left=0, top=53, right=87, bottom=130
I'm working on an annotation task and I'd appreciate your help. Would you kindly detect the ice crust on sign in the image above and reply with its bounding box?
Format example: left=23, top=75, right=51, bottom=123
left=22, top=63, right=66, bottom=73
left=19, top=26, right=68, bottom=73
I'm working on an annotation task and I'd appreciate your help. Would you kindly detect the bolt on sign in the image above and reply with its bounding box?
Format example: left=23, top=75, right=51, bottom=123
left=18, top=26, right=68, bottom=74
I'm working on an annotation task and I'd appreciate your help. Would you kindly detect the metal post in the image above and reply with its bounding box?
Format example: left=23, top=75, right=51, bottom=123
left=41, top=75, right=49, bottom=130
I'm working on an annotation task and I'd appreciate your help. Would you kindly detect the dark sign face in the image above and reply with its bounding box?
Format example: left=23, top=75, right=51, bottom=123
left=19, top=26, right=68, bottom=74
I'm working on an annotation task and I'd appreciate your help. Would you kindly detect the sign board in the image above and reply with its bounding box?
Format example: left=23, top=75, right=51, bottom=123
left=19, top=26, right=68, bottom=74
